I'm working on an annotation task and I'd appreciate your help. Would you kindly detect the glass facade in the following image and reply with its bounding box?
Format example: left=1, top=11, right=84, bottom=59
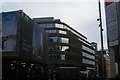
left=48, top=45, right=69, bottom=51
left=39, top=23, right=55, bottom=27
left=49, top=54, right=65, bottom=60
left=40, top=23, right=86, bottom=41
left=55, top=23, right=89, bottom=46
left=59, top=30, right=67, bottom=34
left=46, top=30, right=57, bottom=33
left=82, top=52, right=95, bottom=59
left=46, top=30, right=67, bottom=34
left=49, top=37, right=69, bottom=43
left=32, top=17, right=97, bottom=70
left=34, top=18, right=96, bottom=67
left=56, top=23, right=65, bottom=29
left=61, top=54, right=65, bottom=60
left=40, top=23, right=87, bottom=43
left=82, top=45, right=95, bottom=54
left=61, top=37, right=69, bottom=43
left=55, top=23, right=86, bottom=40
left=83, top=59, right=95, bottom=65
left=61, top=46, right=69, bottom=51
left=49, top=37, right=58, bottom=42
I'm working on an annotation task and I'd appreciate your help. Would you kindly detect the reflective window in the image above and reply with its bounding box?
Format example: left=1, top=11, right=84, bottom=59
left=46, top=30, right=67, bottom=34
left=59, top=30, right=67, bottom=34
left=43, top=24, right=46, bottom=27
left=83, top=59, right=95, bottom=65
left=48, top=45, right=69, bottom=51
left=61, top=46, right=69, bottom=51
left=49, top=37, right=58, bottom=42
left=48, top=45, right=60, bottom=51
left=61, top=54, right=65, bottom=60
left=61, top=37, right=69, bottom=43
left=39, top=23, right=55, bottom=27
left=82, top=45, right=95, bottom=54
left=41, top=23, right=87, bottom=40
left=56, top=24, right=64, bottom=28
left=63, top=26, right=86, bottom=40
left=82, top=52, right=95, bottom=59
left=49, top=54, right=65, bottom=60
left=46, top=24, right=55, bottom=27
left=49, top=37, right=69, bottom=43
left=46, top=30, right=57, bottom=33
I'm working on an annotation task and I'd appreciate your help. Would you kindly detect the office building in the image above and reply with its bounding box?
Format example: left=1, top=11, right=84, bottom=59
left=105, top=1, right=120, bottom=78
left=1, top=10, right=48, bottom=80
left=34, top=17, right=96, bottom=72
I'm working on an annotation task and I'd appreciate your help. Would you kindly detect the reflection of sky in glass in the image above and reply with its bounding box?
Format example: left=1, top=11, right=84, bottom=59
left=49, top=37, right=58, bottom=42
left=82, top=45, right=95, bottom=54
left=61, top=46, right=69, bottom=51
left=59, top=30, right=67, bottom=34
left=82, top=52, right=95, bottom=59
left=2, top=12, right=18, bottom=36
left=39, top=23, right=55, bottom=27
left=83, top=59, right=95, bottom=65
left=48, top=45, right=69, bottom=51
left=33, top=23, right=44, bottom=58
left=49, top=37, right=69, bottom=43
left=2, top=12, right=18, bottom=51
left=46, top=29, right=67, bottom=34
left=46, top=30, right=57, bottom=33
left=61, top=37, right=69, bottom=43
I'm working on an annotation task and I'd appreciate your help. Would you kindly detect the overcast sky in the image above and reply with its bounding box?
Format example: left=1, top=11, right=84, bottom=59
left=1, top=0, right=108, bottom=50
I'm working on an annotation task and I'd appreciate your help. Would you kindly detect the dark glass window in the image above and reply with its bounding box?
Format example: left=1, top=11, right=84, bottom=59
left=39, top=23, right=55, bottom=27
left=82, top=59, right=95, bottom=65
left=49, top=37, right=58, bottom=42
left=59, top=30, right=67, bottom=34
left=46, top=30, right=57, bottom=33
left=49, top=54, right=65, bottom=60
left=48, top=45, right=69, bottom=51
left=49, top=37, right=69, bottom=43
left=82, top=45, right=95, bottom=54
left=82, top=52, right=95, bottom=59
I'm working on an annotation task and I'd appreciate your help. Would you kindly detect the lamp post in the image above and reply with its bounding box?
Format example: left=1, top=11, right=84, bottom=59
left=97, top=0, right=105, bottom=79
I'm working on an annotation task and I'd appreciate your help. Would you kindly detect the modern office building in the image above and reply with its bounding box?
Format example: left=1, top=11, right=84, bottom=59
left=2, top=10, right=48, bottom=80
left=105, top=1, right=120, bottom=78
left=33, top=17, right=96, bottom=72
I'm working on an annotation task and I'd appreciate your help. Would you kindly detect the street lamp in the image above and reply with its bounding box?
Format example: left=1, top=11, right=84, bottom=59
left=97, top=0, right=105, bottom=79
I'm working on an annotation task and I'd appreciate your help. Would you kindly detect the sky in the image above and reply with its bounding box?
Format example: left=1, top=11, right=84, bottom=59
left=1, top=0, right=108, bottom=50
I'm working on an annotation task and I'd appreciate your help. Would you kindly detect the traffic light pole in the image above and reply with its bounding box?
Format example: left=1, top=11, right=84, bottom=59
left=98, top=0, right=105, bottom=79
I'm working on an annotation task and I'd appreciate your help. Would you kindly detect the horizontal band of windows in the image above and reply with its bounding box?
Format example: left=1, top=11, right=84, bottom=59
left=82, top=45, right=95, bottom=54
left=46, top=30, right=67, bottom=34
left=49, top=37, right=69, bottom=43
left=49, top=54, right=66, bottom=60
left=82, top=50, right=95, bottom=56
left=38, top=22, right=87, bottom=40
left=82, top=59, right=95, bottom=65
left=40, top=23, right=87, bottom=41
left=48, top=45, right=69, bottom=52
left=82, top=57, right=95, bottom=61
left=82, top=52, right=95, bottom=60
left=49, top=33, right=69, bottom=38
